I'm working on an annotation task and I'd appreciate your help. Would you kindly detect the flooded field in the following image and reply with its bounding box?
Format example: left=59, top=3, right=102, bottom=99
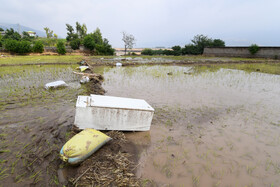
left=1, top=61, right=280, bottom=186
left=94, top=65, right=280, bottom=186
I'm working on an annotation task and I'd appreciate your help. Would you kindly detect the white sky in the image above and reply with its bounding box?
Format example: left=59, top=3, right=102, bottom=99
left=0, top=0, right=280, bottom=48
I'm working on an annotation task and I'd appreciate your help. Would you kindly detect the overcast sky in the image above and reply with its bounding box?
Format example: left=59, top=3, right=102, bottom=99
left=1, top=0, right=280, bottom=48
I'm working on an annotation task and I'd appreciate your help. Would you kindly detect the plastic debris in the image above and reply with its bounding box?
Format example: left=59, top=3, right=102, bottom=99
left=60, top=128, right=111, bottom=165
left=80, top=76, right=90, bottom=84
left=79, top=66, right=89, bottom=72
left=116, top=62, right=122, bottom=67
left=45, top=80, right=68, bottom=89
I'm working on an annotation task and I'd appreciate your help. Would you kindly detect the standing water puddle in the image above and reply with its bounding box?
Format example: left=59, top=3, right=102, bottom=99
left=94, top=65, right=280, bottom=186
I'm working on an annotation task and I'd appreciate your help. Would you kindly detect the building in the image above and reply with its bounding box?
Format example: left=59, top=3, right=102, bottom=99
left=27, top=31, right=36, bottom=37
left=0, top=31, right=6, bottom=36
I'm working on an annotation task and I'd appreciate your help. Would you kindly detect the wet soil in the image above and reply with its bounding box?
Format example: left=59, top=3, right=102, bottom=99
left=0, top=64, right=140, bottom=186
left=97, top=65, right=280, bottom=186
left=1, top=61, right=280, bottom=186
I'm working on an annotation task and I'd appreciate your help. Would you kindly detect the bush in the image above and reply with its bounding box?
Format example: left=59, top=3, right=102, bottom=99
left=17, top=41, right=32, bottom=54
left=182, top=44, right=200, bottom=55
left=83, top=35, right=95, bottom=51
left=56, top=41, right=66, bottom=55
left=4, top=39, right=17, bottom=52
left=33, top=41, right=44, bottom=53
left=249, top=44, right=259, bottom=55
left=141, top=48, right=153, bottom=55
left=70, top=39, right=81, bottom=50
left=4, top=39, right=32, bottom=54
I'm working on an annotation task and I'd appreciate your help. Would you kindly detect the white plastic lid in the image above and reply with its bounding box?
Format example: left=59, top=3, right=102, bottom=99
left=89, top=94, right=154, bottom=111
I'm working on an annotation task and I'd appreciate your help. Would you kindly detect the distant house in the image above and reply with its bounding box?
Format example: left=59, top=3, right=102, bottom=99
left=0, top=31, right=6, bottom=36
left=27, top=31, right=36, bottom=37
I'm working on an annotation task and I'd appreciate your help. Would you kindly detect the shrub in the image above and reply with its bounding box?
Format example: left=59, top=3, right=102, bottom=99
left=141, top=48, right=153, bottom=55
left=17, top=41, right=32, bottom=54
left=33, top=41, right=44, bottom=53
left=70, top=39, right=81, bottom=50
left=83, top=35, right=95, bottom=51
left=4, top=39, right=18, bottom=52
left=56, top=40, right=66, bottom=55
left=4, top=39, right=32, bottom=54
left=249, top=44, right=259, bottom=55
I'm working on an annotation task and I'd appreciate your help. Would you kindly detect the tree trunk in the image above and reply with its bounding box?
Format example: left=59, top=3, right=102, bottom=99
left=124, top=45, right=127, bottom=56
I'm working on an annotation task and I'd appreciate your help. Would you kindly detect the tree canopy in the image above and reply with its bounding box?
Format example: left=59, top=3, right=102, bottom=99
left=122, top=32, right=136, bottom=55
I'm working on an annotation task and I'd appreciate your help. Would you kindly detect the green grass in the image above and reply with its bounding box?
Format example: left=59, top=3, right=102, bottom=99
left=0, top=55, right=83, bottom=65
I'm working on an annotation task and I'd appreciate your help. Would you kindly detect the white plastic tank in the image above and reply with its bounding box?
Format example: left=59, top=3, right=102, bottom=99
left=74, top=95, right=154, bottom=131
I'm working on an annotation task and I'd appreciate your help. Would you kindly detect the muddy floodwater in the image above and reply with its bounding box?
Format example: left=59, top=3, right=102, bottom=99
left=94, top=65, right=280, bottom=186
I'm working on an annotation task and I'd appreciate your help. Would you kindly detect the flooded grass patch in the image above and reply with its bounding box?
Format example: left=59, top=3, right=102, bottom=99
left=0, top=55, right=83, bottom=66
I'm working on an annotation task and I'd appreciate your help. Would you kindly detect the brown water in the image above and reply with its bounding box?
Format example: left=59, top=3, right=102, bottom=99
left=94, top=65, right=280, bottom=186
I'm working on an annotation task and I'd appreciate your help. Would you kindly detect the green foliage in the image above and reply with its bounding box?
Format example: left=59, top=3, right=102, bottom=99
left=3, top=28, right=21, bottom=41
left=56, top=41, right=66, bottom=55
left=249, top=44, right=259, bottom=55
left=66, top=22, right=87, bottom=49
left=4, top=39, right=17, bottom=52
left=182, top=44, right=200, bottom=55
left=172, top=45, right=182, bottom=56
left=191, top=34, right=213, bottom=54
left=141, top=48, right=153, bottom=55
left=83, top=35, right=95, bottom=51
left=33, top=41, right=44, bottom=53
left=0, top=35, right=2, bottom=47
left=92, top=28, right=103, bottom=45
left=44, top=27, right=53, bottom=38
left=182, top=35, right=225, bottom=55
left=22, top=31, right=35, bottom=42
left=4, top=39, right=32, bottom=54
left=70, top=39, right=80, bottom=50
left=17, top=41, right=32, bottom=54
left=211, top=39, right=225, bottom=47
left=82, top=28, right=114, bottom=55
left=0, top=27, right=4, bottom=31
left=35, top=37, right=58, bottom=47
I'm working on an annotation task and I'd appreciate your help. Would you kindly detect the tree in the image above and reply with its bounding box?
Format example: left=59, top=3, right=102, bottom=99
left=122, top=32, right=135, bottom=55
left=211, top=39, right=225, bottom=47
left=83, top=35, right=95, bottom=51
left=0, top=28, right=4, bottom=31
left=22, top=31, right=34, bottom=41
left=66, top=24, right=75, bottom=41
left=75, top=22, right=87, bottom=39
left=182, top=44, right=200, bottom=55
left=172, top=45, right=182, bottom=56
left=70, top=39, right=81, bottom=50
left=0, top=35, right=2, bottom=47
left=56, top=40, right=66, bottom=55
left=248, top=44, right=259, bottom=55
left=66, top=22, right=87, bottom=50
left=191, top=34, right=213, bottom=54
left=33, top=41, right=44, bottom=53
left=44, top=27, right=53, bottom=38
left=4, top=39, right=32, bottom=54
left=92, top=28, right=103, bottom=45
left=3, top=28, right=21, bottom=41
left=141, top=48, right=154, bottom=55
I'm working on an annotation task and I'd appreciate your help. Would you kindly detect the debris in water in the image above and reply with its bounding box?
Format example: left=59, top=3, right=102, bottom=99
left=45, top=80, right=68, bottom=89
left=80, top=76, right=90, bottom=84
left=116, top=62, right=122, bottom=67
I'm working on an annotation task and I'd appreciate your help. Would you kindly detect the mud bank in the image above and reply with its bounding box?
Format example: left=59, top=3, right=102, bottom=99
left=0, top=65, right=142, bottom=186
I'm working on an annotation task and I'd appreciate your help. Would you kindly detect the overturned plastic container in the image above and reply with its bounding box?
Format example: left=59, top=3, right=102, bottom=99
left=74, top=94, right=154, bottom=131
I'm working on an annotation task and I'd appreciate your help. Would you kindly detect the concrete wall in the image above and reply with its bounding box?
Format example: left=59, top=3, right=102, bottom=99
left=204, top=47, right=280, bottom=59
